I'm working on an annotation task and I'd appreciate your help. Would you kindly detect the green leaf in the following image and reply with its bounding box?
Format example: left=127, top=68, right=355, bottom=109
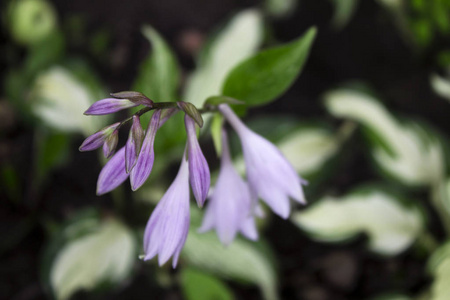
left=181, top=268, right=234, bottom=300
left=182, top=229, right=278, bottom=300
left=183, top=9, right=263, bottom=108
left=291, top=187, right=425, bottom=255
left=49, top=218, right=137, bottom=300
left=133, top=25, right=179, bottom=102
left=324, top=88, right=446, bottom=186
left=222, top=27, right=316, bottom=107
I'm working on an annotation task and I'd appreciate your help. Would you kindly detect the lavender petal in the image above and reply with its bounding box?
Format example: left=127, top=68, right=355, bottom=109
left=96, top=147, right=129, bottom=195
left=79, top=122, right=120, bottom=152
left=125, top=116, right=144, bottom=173
left=84, top=98, right=139, bottom=115
left=185, top=115, right=210, bottom=207
left=143, top=156, right=190, bottom=268
left=130, top=110, right=161, bottom=191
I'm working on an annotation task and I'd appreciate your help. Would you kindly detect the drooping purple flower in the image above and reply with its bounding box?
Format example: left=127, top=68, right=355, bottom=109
left=84, top=98, right=140, bottom=115
left=219, top=104, right=306, bottom=219
left=97, top=146, right=128, bottom=195
left=199, top=130, right=260, bottom=245
left=143, top=155, right=190, bottom=268
left=130, top=110, right=161, bottom=191
left=184, top=115, right=210, bottom=207
left=79, top=122, right=120, bottom=152
left=125, top=115, right=144, bottom=173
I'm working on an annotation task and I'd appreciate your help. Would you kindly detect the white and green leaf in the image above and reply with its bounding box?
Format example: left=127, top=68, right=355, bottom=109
left=182, top=228, right=278, bottom=300
left=31, top=66, right=106, bottom=136
left=50, top=218, right=137, bottom=300
left=324, top=89, right=446, bottom=186
left=292, top=189, right=425, bottom=255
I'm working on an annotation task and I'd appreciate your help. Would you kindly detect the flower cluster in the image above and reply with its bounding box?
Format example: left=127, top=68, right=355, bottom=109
left=80, top=92, right=306, bottom=267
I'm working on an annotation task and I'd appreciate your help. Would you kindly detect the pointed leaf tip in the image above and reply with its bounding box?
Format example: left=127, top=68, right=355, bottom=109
left=177, top=101, right=204, bottom=128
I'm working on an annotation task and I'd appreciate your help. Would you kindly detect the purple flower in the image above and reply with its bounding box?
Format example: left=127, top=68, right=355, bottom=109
left=95, top=108, right=178, bottom=195
left=97, top=146, right=128, bottom=195
left=125, top=115, right=145, bottom=173
left=219, top=104, right=306, bottom=219
left=130, top=110, right=161, bottom=191
left=185, top=115, right=210, bottom=207
left=84, top=98, right=140, bottom=115
left=199, top=130, right=260, bottom=245
left=79, top=122, right=120, bottom=152
left=143, top=155, right=190, bottom=267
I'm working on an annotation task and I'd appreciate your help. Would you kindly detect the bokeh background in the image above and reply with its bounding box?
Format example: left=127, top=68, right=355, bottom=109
left=2, top=0, right=450, bottom=299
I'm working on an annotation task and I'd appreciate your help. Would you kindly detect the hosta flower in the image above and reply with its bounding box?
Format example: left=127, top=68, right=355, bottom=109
left=84, top=98, right=140, bottom=115
left=79, top=122, right=120, bottom=152
left=125, top=115, right=144, bottom=173
left=143, top=155, right=190, bottom=267
left=199, top=130, right=260, bottom=245
left=219, top=104, right=306, bottom=219
left=84, top=91, right=153, bottom=115
left=130, top=110, right=161, bottom=191
left=96, top=109, right=169, bottom=195
left=184, top=114, right=210, bottom=207
left=97, top=146, right=128, bottom=195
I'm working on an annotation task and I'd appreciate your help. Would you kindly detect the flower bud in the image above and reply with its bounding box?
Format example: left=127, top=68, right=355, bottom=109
left=84, top=98, right=139, bottom=115
left=184, top=115, right=210, bottom=207
left=103, top=129, right=119, bottom=158
left=177, top=101, right=203, bottom=128
left=110, top=91, right=154, bottom=107
left=125, top=115, right=144, bottom=173
left=79, top=122, right=120, bottom=152
left=130, top=110, right=161, bottom=191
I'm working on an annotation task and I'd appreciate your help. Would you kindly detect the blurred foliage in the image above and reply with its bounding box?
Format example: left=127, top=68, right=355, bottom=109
left=42, top=210, right=137, bottom=299
left=2, top=0, right=450, bottom=299
left=7, top=0, right=57, bottom=46
left=292, top=187, right=425, bottom=255
left=181, top=268, right=234, bottom=300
